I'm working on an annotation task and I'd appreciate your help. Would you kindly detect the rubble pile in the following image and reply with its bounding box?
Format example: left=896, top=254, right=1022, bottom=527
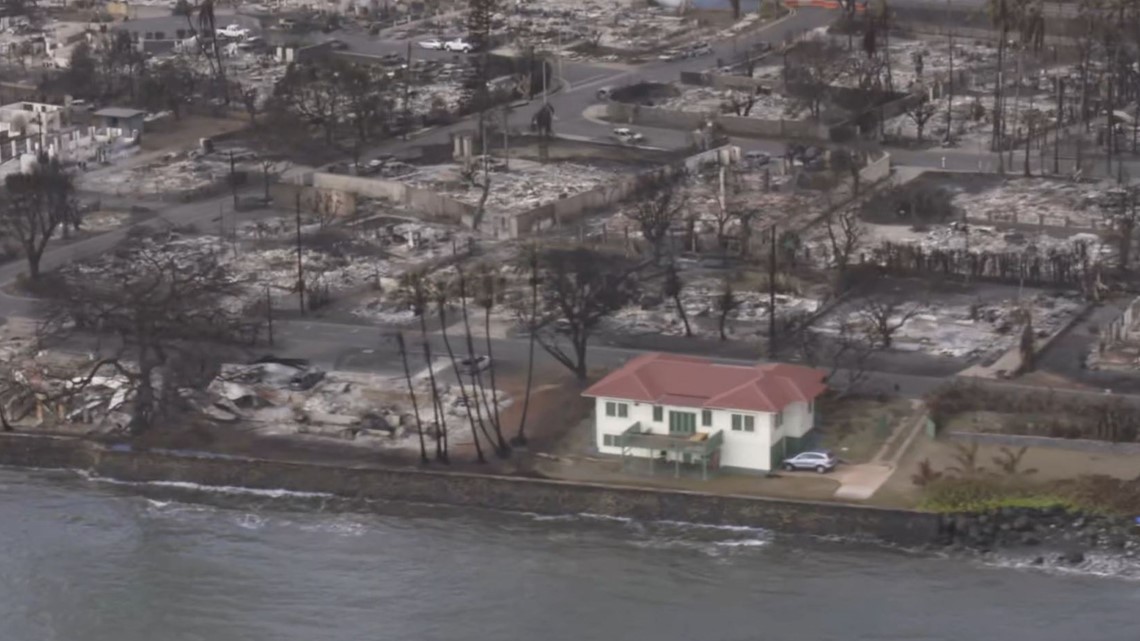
left=511, top=0, right=695, bottom=60
left=950, top=178, right=1110, bottom=229
left=78, top=148, right=262, bottom=196
left=657, top=85, right=797, bottom=121
left=883, top=91, right=1059, bottom=149
left=605, top=168, right=822, bottom=240
left=605, top=276, right=819, bottom=339
left=206, top=359, right=509, bottom=449
left=408, top=159, right=623, bottom=214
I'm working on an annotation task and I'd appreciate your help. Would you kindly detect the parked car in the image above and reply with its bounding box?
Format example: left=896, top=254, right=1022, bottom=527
left=218, top=23, right=251, bottom=39
left=457, top=355, right=491, bottom=376
left=658, top=49, right=683, bottom=61
left=444, top=38, right=473, bottom=53
left=418, top=37, right=444, bottom=50
left=782, top=450, right=839, bottom=473
left=612, top=127, right=644, bottom=144
left=689, top=42, right=712, bottom=57
left=744, top=150, right=770, bottom=167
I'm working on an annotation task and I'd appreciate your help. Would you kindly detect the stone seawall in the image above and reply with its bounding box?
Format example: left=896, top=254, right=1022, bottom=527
left=0, top=434, right=942, bottom=546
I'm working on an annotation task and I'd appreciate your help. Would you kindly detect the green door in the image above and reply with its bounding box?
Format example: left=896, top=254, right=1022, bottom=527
left=668, top=411, right=696, bottom=435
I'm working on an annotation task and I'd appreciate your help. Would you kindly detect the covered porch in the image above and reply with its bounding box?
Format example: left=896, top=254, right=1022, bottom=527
left=617, top=422, right=725, bottom=481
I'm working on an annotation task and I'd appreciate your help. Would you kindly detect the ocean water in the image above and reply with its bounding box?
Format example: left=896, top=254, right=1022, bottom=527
left=1, top=468, right=1138, bottom=641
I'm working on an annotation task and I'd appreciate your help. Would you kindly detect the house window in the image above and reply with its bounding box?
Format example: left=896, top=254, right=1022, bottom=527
left=775, top=411, right=784, bottom=428
left=605, top=402, right=615, bottom=417
left=701, top=409, right=712, bottom=427
left=155, top=31, right=165, bottom=40
left=652, top=406, right=663, bottom=422
left=603, top=434, right=615, bottom=447
left=668, top=411, right=696, bottom=435
left=732, top=414, right=755, bottom=432
left=617, top=403, right=628, bottom=418
left=176, top=29, right=185, bottom=38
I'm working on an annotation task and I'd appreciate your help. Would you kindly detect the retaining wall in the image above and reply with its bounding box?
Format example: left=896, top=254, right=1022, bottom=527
left=307, top=172, right=477, bottom=224
left=0, top=433, right=941, bottom=546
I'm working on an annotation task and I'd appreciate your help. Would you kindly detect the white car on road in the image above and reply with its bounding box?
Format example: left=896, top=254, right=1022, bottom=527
left=218, top=24, right=251, bottom=39
left=444, top=38, right=473, bottom=53
left=612, top=127, right=644, bottom=144
left=418, top=38, right=444, bottom=50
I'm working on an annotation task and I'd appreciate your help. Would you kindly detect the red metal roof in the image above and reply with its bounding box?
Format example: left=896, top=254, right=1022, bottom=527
left=583, top=353, right=827, bottom=413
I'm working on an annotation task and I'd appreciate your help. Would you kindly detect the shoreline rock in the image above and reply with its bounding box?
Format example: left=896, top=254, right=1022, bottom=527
left=938, top=507, right=1140, bottom=558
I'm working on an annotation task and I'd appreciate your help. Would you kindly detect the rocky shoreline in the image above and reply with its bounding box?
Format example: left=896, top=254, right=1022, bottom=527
left=938, top=507, right=1140, bottom=565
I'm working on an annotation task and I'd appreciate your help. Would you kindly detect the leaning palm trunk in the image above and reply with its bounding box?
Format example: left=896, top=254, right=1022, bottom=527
left=418, top=315, right=448, bottom=463
left=458, top=283, right=504, bottom=457
left=483, top=303, right=508, bottom=454
left=439, top=303, right=487, bottom=463
left=514, top=265, right=539, bottom=446
left=396, top=334, right=429, bottom=464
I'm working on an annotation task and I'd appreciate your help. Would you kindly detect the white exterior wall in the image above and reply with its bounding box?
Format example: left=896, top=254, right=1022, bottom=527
left=717, top=409, right=772, bottom=471
left=594, top=398, right=808, bottom=472
left=781, top=400, right=815, bottom=440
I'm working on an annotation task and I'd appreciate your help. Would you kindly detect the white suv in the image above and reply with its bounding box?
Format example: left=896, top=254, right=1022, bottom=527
left=444, top=38, right=473, bottom=53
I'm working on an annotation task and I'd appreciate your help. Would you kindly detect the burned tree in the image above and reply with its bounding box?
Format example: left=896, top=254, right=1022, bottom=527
left=662, top=261, right=692, bottom=337
left=631, top=169, right=687, bottom=262
left=42, top=239, right=260, bottom=434
left=533, top=247, right=639, bottom=381
left=0, top=154, right=79, bottom=282
left=904, top=96, right=938, bottom=144
left=855, top=293, right=925, bottom=349
left=824, top=207, right=864, bottom=288
left=785, top=39, right=846, bottom=119
left=715, top=277, right=741, bottom=341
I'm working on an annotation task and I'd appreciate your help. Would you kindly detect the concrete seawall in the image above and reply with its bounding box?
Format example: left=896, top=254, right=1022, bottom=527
left=0, top=434, right=942, bottom=546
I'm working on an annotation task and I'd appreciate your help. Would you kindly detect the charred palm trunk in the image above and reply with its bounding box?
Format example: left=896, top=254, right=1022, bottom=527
left=439, top=303, right=486, bottom=464
left=482, top=304, right=509, bottom=456
left=672, top=293, right=692, bottom=337
left=419, top=315, right=448, bottom=463
left=458, top=280, right=501, bottom=457
left=514, top=263, right=539, bottom=446
left=397, top=333, right=429, bottom=465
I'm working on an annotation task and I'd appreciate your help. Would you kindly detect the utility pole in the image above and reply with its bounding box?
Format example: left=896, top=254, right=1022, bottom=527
left=1054, top=77, right=1063, bottom=175
left=294, top=192, right=305, bottom=313
left=945, top=0, right=953, bottom=143
left=768, top=225, right=777, bottom=359
left=229, top=149, right=237, bottom=208
left=403, top=40, right=412, bottom=140
left=265, top=284, right=274, bottom=346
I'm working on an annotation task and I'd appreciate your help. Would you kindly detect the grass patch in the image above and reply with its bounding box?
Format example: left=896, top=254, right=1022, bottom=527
left=918, top=475, right=1140, bottom=515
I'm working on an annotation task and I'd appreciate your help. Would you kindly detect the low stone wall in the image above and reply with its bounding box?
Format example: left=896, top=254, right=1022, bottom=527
left=604, top=101, right=834, bottom=143
left=0, top=433, right=941, bottom=546
left=307, top=172, right=476, bottom=224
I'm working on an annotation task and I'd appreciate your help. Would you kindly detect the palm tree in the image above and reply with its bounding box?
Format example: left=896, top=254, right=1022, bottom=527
left=435, top=277, right=487, bottom=464
left=396, top=270, right=447, bottom=463
left=395, top=332, right=429, bottom=465
left=194, top=0, right=230, bottom=104
left=473, top=263, right=510, bottom=457
left=988, top=0, right=1017, bottom=167
left=455, top=268, right=505, bottom=458
left=511, top=242, right=541, bottom=446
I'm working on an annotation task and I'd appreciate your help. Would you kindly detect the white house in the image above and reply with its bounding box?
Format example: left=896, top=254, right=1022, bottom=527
left=583, top=353, right=827, bottom=477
